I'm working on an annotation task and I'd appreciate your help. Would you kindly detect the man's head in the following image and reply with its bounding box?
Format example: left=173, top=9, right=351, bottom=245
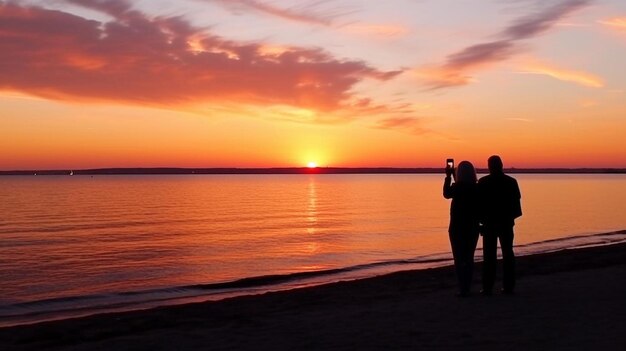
left=488, top=155, right=503, bottom=174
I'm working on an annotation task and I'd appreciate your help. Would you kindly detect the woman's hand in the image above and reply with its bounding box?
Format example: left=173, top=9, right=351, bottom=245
left=445, top=165, right=453, bottom=177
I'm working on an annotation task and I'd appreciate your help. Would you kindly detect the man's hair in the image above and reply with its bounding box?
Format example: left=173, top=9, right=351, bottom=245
left=488, top=155, right=503, bottom=173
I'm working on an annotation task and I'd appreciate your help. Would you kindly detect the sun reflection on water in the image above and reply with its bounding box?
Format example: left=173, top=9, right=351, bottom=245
left=306, top=175, right=318, bottom=235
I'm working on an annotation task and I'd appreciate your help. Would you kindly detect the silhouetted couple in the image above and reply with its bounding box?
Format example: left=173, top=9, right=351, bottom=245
left=443, top=155, right=522, bottom=297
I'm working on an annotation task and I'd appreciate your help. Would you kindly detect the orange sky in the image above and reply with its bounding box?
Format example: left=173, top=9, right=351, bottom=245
left=1, top=0, right=625, bottom=169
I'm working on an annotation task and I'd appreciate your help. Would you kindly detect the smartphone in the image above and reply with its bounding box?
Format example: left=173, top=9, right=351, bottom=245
left=446, top=158, right=454, bottom=168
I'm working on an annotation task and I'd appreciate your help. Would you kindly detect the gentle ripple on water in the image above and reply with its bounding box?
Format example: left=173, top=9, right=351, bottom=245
left=0, top=174, right=625, bottom=326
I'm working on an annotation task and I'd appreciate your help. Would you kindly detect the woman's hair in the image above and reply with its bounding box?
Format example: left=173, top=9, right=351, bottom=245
left=456, top=160, right=477, bottom=184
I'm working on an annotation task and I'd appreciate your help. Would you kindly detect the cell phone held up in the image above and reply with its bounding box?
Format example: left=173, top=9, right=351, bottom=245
left=446, top=158, right=454, bottom=178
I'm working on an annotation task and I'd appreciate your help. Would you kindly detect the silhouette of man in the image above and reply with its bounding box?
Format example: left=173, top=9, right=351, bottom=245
left=478, top=155, right=522, bottom=295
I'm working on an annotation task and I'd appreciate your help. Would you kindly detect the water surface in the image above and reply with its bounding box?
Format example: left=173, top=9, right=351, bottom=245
left=1, top=174, right=624, bottom=325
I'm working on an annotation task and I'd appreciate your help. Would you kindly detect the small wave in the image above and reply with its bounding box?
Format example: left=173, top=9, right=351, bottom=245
left=514, top=230, right=626, bottom=256
left=0, top=218, right=196, bottom=236
left=0, top=252, right=454, bottom=327
left=1, top=230, right=624, bottom=328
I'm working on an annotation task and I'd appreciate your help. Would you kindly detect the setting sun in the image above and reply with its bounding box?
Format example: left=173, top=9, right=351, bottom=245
left=1, top=0, right=625, bottom=171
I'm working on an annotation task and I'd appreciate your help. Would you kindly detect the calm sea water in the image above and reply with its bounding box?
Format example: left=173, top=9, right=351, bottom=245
left=1, top=174, right=625, bottom=325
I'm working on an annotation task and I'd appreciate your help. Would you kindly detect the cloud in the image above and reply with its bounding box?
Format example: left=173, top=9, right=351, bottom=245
left=202, top=0, right=348, bottom=26
left=501, top=0, right=591, bottom=40
left=376, top=117, right=420, bottom=129
left=505, top=117, right=533, bottom=122
left=340, top=23, right=409, bottom=38
left=0, top=0, right=402, bottom=117
left=579, top=99, right=598, bottom=108
left=65, top=0, right=132, bottom=18
left=517, top=61, right=604, bottom=88
left=204, top=0, right=407, bottom=40
left=374, top=117, right=427, bottom=135
left=598, top=17, right=626, bottom=31
left=419, top=0, right=592, bottom=89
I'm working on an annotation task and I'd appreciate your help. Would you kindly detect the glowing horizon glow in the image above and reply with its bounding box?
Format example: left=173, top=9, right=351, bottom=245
left=307, top=162, right=318, bottom=168
left=1, top=0, right=625, bottom=169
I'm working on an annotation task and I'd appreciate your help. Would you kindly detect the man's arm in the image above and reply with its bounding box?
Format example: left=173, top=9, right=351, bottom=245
left=512, top=178, right=522, bottom=219
left=477, top=178, right=486, bottom=224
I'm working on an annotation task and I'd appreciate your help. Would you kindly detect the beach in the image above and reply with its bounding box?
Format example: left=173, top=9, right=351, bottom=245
left=1, top=239, right=625, bottom=350
left=3, top=0, right=626, bottom=350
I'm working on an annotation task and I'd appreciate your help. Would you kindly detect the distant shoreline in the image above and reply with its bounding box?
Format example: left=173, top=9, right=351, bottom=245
left=1, top=167, right=626, bottom=175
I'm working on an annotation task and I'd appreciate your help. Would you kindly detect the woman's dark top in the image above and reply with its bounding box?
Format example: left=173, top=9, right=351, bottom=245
left=443, top=176, right=479, bottom=233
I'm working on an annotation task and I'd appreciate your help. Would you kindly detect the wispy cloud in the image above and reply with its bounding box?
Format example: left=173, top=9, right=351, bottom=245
left=501, top=0, right=591, bottom=40
left=376, top=116, right=420, bottom=128
left=203, top=0, right=407, bottom=40
left=0, top=0, right=403, bottom=120
left=202, top=0, right=349, bottom=26
left=505, top=117, right=533, bottom=122
left=340, top=23, right=409, bottom=38
left=374, top=117, right=427, bottom=135
left=598, top=17, right=626, bottom=30
left=517, top=61, right=604, bottom=88
left=579, top=99, right=598, bottom=108
left=64, top=0, right=133, bottom=17
left=418, top=0, right=592, bottom=89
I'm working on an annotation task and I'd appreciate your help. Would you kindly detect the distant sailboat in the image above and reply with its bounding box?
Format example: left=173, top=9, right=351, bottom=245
left=69, top=170, right=74, bottom=176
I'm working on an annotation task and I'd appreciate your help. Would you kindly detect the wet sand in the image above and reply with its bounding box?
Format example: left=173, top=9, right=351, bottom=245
left=1, top=241, right=625, bottom=350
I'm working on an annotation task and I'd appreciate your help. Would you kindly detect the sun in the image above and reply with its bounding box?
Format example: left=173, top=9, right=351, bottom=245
left=307, top=161, right=318, bottom=168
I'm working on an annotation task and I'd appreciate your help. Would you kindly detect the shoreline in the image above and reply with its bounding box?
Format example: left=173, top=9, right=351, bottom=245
left=3, top=230, right=624, bottom=329
left=2, top=241, right=625, bottom=350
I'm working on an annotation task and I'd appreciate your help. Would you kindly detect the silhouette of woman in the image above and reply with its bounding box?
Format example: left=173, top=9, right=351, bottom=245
left=443, top=161, right=480, bottom=296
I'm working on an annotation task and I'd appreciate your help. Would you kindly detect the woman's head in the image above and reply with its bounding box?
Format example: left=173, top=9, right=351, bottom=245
left=456, top=161, right=477, bottom=184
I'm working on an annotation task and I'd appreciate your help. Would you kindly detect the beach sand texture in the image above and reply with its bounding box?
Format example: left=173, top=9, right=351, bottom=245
left=1, top=241, right=625, bottom=350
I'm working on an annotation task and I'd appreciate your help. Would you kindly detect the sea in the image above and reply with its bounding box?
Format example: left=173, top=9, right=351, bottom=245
left=1, top=174, right=625, bottom=326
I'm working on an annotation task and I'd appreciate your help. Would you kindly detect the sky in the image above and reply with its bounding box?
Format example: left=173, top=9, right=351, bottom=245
left=1, top=0, right=625, bottom=169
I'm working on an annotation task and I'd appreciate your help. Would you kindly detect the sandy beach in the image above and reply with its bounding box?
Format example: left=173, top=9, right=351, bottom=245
left=2, top=240, right=625, bottom=350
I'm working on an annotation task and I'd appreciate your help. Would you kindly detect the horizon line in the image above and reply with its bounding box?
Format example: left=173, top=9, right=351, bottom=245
left=1, top=166, right=625, bottom=175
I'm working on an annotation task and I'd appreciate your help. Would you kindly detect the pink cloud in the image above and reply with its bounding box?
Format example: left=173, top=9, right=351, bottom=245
left=0, top=1, right=402, bottom=116
left=598, top=17, right=626, bottom=31
left=203, top=0, right=348, bottom=26
left=205, top=0, right=408, bottom=42
left=375, top=117, right=427, bottom=135
left=340, top=23, right=410, bottom=38
left=517, top=61, right=604, bottom=88
left=419, top=0, right=592, bottom=89
left=65, top=0, right=133, bottom=18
